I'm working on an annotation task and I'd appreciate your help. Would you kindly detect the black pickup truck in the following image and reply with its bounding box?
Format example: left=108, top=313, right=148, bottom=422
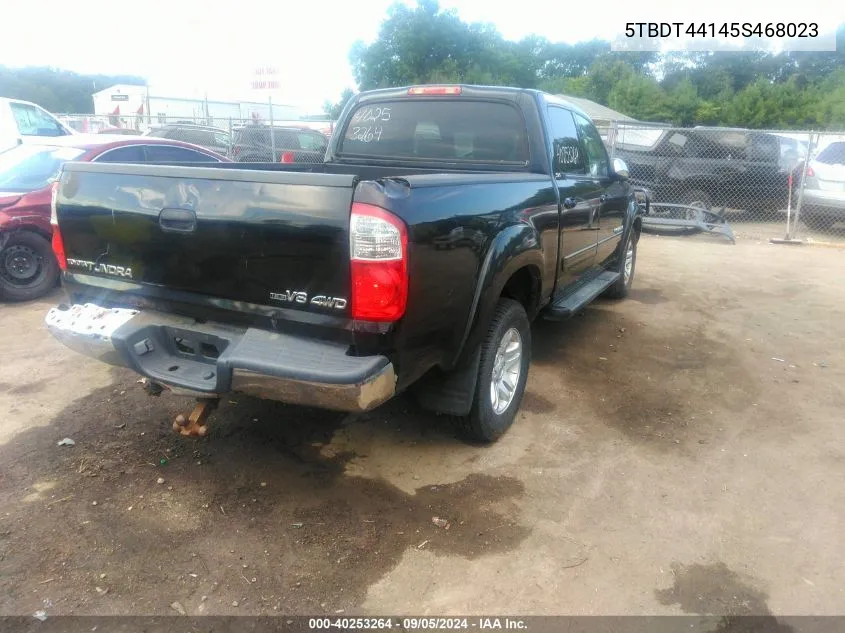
left=614, top=127, right=799, bottom=214
left=45, top=85, right=645, bottom=443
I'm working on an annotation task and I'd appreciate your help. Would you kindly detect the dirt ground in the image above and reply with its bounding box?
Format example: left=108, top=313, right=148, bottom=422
left=0, top=235, right=843, bottom=619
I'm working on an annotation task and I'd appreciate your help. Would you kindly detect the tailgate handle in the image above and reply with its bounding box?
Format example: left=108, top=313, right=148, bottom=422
left=159, top=208, right=197, bottom=232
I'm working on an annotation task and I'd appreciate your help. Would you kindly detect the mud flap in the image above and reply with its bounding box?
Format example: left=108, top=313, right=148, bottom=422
left=412, top=346, right=482, bottom=417
left=641, top=203, right=736, bottom=244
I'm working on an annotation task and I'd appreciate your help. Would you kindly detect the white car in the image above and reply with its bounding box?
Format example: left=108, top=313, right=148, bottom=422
left=801, top=141, right=845, bottom=231
left=0, top=97, right=75, bottom=154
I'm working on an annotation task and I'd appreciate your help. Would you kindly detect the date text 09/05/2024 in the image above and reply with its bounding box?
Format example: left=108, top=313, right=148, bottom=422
left=624, top=22, right=819, bottom=38
left=307, top=617, right=528, bottom=630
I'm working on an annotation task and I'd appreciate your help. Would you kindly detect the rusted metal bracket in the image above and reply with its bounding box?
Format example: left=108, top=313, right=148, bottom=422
left=641, top=203, right=736, bottom=244
left=173, top=398, right=219, bottom=438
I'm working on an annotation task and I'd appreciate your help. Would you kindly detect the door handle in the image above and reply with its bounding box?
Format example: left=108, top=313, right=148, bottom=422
left=563, top=197, right=577, bottom=209
left=159, top=208, right=197, bottom=233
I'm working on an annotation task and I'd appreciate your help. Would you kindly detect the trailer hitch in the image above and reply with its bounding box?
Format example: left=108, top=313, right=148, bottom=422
left=173, top=398, right=219, bottom=438
left=641, top=203, right=736, bottom=244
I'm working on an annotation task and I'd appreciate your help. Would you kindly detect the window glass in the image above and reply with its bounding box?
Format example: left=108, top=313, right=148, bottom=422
left=144, top=145, right=218, bottom=162
left=573, top=113, right=609, bottom=177
left=816, top=142, right=845, bottom=165
left=340, top=100, right=528, bottom=163
left=10, top=103, right=67, bottom=137
left=547, top=107, right=585, bottom=174
left=297, top=132, right=326, bottom=151
left=748, top=134, right=779, bottom=162
left=0, top=145, right=84, bottom=192
left=94, top=145, right=146, bottom=163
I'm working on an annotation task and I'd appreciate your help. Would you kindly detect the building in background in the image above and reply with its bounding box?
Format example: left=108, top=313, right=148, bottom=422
left=77, top=85, right=300, bottom=132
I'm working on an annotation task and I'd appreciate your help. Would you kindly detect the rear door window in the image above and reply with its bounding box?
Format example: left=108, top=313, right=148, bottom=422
left=573, top=113, right=609, bottom=177
left=144, top=145, right=219, bottom=162
left=547, top=107, right=585, bottom=174
left=94, top=145, right=146, bottom=163
left=340, top=100, right=528, bottom=163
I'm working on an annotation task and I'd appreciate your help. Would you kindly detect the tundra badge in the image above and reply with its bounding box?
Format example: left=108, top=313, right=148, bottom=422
left=66, top=258, right=133, bottom=279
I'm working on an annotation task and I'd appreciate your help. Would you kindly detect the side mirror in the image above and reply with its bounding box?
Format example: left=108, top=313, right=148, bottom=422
left=613, top=157, right=630, bottom=180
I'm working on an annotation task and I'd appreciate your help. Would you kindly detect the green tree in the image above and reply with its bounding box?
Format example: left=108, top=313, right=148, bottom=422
left=349, top=0, right=537, bottom=89
left=665, top=78, right=700, bottom=126
left=607, top=74, right=670, bottom=123
left=322, top=88, right=356, bottom=119
left=0, top=66, right=145, bottom=113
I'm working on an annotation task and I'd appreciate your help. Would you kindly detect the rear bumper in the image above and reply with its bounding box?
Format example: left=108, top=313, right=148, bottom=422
left=803, top=189, right=845, bottom=214
left=45, top=303, right=396, bottom=412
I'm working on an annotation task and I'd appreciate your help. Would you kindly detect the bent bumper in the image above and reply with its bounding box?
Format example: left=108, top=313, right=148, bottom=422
left=45, top=303, right=396, bottom=412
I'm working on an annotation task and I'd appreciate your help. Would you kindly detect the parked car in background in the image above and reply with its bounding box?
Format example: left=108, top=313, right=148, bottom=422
left=0, top=135, right=229, bottom=302
left=615, top=127, right=798, bottom=214
left=0, top=97, right=76, bottom=154
left=800, top=141, right=845, bottom=230
left=230, top=124, right=328, bottom=163
left=97, top=127, right=142, bottom=135
left=144, top=123, right=231, bottom=156
left=774, top=134, right=809, bottom=165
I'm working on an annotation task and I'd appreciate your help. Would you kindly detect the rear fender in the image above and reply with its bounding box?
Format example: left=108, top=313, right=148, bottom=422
left=412, top=224, right=543, bottom=417
left=0, top=215, right=53, bottom=251
left=451, top=223, right=544, bottom=369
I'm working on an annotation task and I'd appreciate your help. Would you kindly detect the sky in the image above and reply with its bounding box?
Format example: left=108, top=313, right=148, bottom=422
left=1, top=0, right=841, bottom=114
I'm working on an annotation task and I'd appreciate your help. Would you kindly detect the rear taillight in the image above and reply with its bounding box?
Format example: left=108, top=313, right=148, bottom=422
left=280, top=151, right=295, bottom=164
left=349, top=203, right=408, bottom=322
left=806, top=165, right=815, bottom=177
left=50, top=181, right=67, bottom=271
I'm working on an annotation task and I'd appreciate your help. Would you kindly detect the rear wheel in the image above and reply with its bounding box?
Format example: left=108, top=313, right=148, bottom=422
left=0, top=231, right=59, bottom=302
left=457, top=298, right=531, bottom=443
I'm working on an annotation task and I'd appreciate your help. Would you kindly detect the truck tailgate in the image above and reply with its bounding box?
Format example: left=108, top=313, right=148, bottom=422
left=56, top=163, right=355, bottom=316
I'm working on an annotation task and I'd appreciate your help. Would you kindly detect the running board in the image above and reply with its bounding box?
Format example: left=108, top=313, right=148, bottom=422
left=543, top=271, right=620, bottom=321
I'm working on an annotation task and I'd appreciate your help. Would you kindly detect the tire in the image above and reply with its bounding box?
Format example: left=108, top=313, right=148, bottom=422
left=603, top=227, right=638, bottom=299
left=0, top=231, right=59, bottom=302
left=679, top=189, right=713, bottom=214
left=457, top=298, right=531, bottom=443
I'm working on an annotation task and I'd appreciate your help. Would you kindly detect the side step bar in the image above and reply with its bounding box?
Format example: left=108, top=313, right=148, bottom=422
left=542, top=270, right=620, bottom=321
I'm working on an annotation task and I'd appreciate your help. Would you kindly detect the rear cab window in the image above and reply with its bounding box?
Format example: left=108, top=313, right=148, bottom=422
left=816, top=142, right=845, bottom=165
left=339, top=100, right=529, bottom=164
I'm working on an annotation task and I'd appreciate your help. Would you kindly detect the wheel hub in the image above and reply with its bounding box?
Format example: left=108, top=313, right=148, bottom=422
left=2, top=245, right=41, bottom=283
left=490, top=327, right=522, bottom=415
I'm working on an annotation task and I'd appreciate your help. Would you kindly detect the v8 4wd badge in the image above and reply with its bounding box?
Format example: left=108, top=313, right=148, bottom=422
left=270, top=290, right=347, bottom=310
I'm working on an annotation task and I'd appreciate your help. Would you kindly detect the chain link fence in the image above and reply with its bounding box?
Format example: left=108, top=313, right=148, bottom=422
left=598, top=122, right=845, bottom=244
left=57, top=114, right=335, bottom=165
left=56, top=113, right=844, bottom=242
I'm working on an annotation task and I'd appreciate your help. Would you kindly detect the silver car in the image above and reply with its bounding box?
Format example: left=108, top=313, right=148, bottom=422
left=802, top=141, right=845, bottom=231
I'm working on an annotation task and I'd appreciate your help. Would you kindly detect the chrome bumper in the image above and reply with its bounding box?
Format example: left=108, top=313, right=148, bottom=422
left=45, top=303, right=396, bottom=412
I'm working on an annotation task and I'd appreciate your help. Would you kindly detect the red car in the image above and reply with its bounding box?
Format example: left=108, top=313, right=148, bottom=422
left=0, top=135, right=229, bottom=301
